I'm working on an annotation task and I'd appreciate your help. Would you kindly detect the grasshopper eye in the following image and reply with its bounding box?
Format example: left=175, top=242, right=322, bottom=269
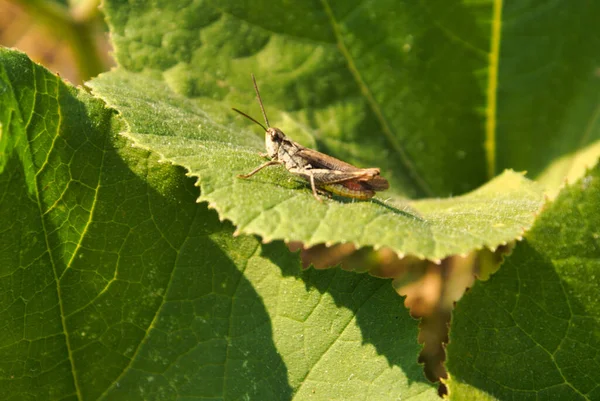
left=268, top=128, right=285, bottom=141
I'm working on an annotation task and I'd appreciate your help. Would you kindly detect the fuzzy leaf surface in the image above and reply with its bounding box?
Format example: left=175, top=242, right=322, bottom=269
left=89, top=68, right=544, bottom=262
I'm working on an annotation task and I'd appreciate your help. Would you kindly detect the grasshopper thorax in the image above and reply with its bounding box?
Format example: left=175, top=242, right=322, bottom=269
left=265, top=127, right=285, bottom=159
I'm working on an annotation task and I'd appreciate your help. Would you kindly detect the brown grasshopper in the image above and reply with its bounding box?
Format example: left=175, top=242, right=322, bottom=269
left=233, top=75, right=389, bottom=202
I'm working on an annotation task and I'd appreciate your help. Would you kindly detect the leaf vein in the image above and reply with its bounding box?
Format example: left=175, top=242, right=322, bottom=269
left=319, top=0, right=433, bottom=196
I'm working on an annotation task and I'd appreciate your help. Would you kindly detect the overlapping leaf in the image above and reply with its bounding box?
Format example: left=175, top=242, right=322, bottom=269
left=4, top=0, right=599, bottom=398
left=445, top=164, right=600, bottom=400
left=89, top=66, right=544, bottom=263
left=84, top=0, right=553, bottom=261
left=102, top=0, right=493, bottom=198
left=0, top=49, right=437, bottom=400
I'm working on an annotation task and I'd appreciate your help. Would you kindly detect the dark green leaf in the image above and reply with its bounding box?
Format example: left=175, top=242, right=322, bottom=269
left=496, top=1, right=600, bottom=182
left=446, top=164, right=600, bottom=400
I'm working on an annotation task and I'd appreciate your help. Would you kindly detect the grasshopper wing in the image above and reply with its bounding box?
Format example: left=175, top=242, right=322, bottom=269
left=360, top=175, right=389, bottom=190
left=297, top=148, right=367, bottom=172
left=291, top=145, right=389, bottom=199
left=297, top=148, right=389, bottom=189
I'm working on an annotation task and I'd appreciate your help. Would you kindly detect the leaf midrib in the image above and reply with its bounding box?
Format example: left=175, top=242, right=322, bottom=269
left=319, top=0, right=434, bottom=197
left=24, top=66, right=83, bottom=399
left=484, top=0, right=503, bottom=179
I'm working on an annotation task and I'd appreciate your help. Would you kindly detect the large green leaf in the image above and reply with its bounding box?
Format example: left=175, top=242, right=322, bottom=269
left=5, top=0, right=600, bottom=398
left=99, top=0, right=600, bottom=193
left=89, top=70, right=543, bottom=262
left=88, top=0, right=546, bottom=262
left=445, top=164, right=600, bottom=400
left=496, top=1, right=600, bottom=180
left=103, top=0, right=492, bottom=198
left=0, top=49, right=437, bottom=400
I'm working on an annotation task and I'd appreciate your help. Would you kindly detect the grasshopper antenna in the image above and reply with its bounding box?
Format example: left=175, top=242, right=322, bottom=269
left=232, top=108, right=268, bottom=132
left=251, top=74, right=270, bottom=128
left=231, top=74, right=271, bottom=132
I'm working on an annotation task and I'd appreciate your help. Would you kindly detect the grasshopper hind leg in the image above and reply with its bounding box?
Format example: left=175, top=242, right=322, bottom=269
left=288, top=167, right=325, bottom=202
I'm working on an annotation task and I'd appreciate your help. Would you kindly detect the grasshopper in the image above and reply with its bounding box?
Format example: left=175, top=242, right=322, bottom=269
left=233, top=75, right=389, bottom=202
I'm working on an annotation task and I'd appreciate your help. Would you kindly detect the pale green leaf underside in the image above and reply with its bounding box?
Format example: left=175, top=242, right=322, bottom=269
left=89, top=70, right=545, bottom=261
left=537, top=138, right=600, bottom=199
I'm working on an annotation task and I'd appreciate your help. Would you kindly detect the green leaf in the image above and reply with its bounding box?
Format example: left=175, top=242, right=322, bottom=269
left=98, top=0, right=600, bottom=194
left=86, top=0, right=559, bottom=262
left=102, top=0, right=493, bottom=198
left=0, top=48, right=437, bottom=400
left=445, top=164, right=600, bottom=400
left=89, top=65, right=544, bottom=263
left=495, top=2, right=600, bottom=182
left=7, top=0, right=599, bottom=397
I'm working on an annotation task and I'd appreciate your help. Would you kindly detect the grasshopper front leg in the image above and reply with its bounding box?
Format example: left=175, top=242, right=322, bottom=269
left=238, top=160, right=281, bottom=179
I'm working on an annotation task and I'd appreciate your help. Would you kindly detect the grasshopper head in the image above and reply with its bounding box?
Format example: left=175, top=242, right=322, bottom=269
left=265, top=127, right=285, bottom=159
